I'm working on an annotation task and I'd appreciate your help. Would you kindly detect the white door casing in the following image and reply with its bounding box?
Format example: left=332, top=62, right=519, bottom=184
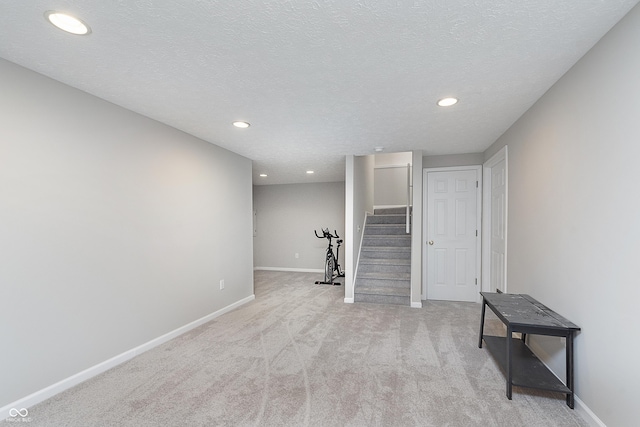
left=482, top=147, right=508, bottom=293
left=423, top=166, right=482, bottom=302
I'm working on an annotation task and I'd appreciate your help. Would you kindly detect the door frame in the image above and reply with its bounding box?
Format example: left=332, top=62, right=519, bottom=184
left=422, top=165, right=482, bottom=301
left=482, top=146, right=508, bottom=293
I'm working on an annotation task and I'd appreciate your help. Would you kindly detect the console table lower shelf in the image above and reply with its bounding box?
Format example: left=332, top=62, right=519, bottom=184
left=482, top=336, right=571, bottom=395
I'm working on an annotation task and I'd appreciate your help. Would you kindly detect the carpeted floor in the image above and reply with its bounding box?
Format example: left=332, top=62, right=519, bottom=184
left=18, top=271, right=588, bottom=426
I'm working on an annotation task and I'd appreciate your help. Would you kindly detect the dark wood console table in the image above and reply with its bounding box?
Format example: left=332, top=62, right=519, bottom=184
left=478, top=292, right=580, bottom=408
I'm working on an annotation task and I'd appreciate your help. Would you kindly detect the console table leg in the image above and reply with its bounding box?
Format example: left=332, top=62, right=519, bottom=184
left=506, top=326, right=513, bottom=400
left=478, top=298, right=486, bottom=348
left=566, top=333, right=575, bottom=409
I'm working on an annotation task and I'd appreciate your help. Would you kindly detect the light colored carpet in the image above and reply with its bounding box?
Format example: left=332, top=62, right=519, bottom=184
left=18, top=271, right=588, bottom=426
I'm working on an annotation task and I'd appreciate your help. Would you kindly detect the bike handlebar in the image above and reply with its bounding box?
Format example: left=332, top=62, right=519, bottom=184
left=314, top=228, right=340, bottom=239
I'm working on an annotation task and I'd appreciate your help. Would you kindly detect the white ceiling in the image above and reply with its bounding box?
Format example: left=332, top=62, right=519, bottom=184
left=1, top=1, right=638, bottom=185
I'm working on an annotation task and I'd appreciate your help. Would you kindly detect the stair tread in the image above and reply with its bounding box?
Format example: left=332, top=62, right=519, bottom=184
left=364, top=234, right=410, bottom=237
left=363, top=238, right=410, bottom=246
left=363, top=237, right=410, bottom=240
left=362, top=246, right=410, bottom=251
left=359, top=258, right=410, bottom=265
left=357, top=272, right=410, bottom=280
left=361, top=250, right=411, bottom=257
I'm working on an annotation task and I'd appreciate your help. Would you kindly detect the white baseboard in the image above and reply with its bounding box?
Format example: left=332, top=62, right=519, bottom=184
left=0, top=294, right=255, bottom=421
left=574, top=396, right=607, bottom=427
left=344, top=297, right=354, bottom=303
left=527, top=340, right=605, bottom=427
left=411, top=301, right=423, bottom=308
left=254, top=267, right=323, bottom=273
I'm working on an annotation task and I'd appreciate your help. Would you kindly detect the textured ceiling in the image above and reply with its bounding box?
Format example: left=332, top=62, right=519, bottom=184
left=1, top=1, right=638, bottom=185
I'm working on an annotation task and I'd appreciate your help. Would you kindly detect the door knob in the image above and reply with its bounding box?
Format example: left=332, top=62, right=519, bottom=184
left=428, top=240, right=434, bottom=245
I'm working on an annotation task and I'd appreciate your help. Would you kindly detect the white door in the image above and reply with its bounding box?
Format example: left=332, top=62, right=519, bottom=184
left=482, top=146, right=508, bottom=293
left=425, top=169, right=479, bottom=302
left=490, top=158, right=507, bottom=292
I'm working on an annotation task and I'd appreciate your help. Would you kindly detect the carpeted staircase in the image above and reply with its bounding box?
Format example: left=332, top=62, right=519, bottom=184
left=354, top=207, right=411, bottom=305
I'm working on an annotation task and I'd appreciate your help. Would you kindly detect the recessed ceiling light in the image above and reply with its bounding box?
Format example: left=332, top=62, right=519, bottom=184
left=306, top=170, right=314, bottom=174
left=45, top=11, right=91, bottom=35
left=374, top=147, right=384, bottom=152
left=259, top=174, right=267, bottom=177
left=233, top=121, right=250, bottom=128
left=437, top=97, right=458, bottom=107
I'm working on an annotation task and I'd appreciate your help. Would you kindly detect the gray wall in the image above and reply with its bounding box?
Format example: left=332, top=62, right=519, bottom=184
left=373, top=152, right=412, bottom=207
left=410, top=151, right=423, bottom=306
left=374, top=167, right=409, bottom=207
left=423, top=153, right=483, bottom=168
left=344, top=155, right=374, bottom=301
left=0, top=59, right=254, bottom=408
left=253, top=182, right=345, bottom=271
left=485, top=4, right=640, bottom=425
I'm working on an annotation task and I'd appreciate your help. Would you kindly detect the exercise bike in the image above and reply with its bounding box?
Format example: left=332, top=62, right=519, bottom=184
left=314, top=228, right=345, bottom=285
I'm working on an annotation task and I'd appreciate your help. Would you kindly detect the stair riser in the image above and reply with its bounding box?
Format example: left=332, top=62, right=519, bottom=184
left=361, top=250, right=411, bottom=260
left=364, top=225, right=408, bottom=236
left=374, top=207, right=411, bottom=215
left=358, top=263, right=411, bottom=274
left=355, top=285, right=410, bottom=296
left=366, top=215, right=407, bottom=225
left=363, top=236, right=410, bottom=247
left=354, top=293, right=410, bottom=306
left=356, top=277, right=410, bottom=288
